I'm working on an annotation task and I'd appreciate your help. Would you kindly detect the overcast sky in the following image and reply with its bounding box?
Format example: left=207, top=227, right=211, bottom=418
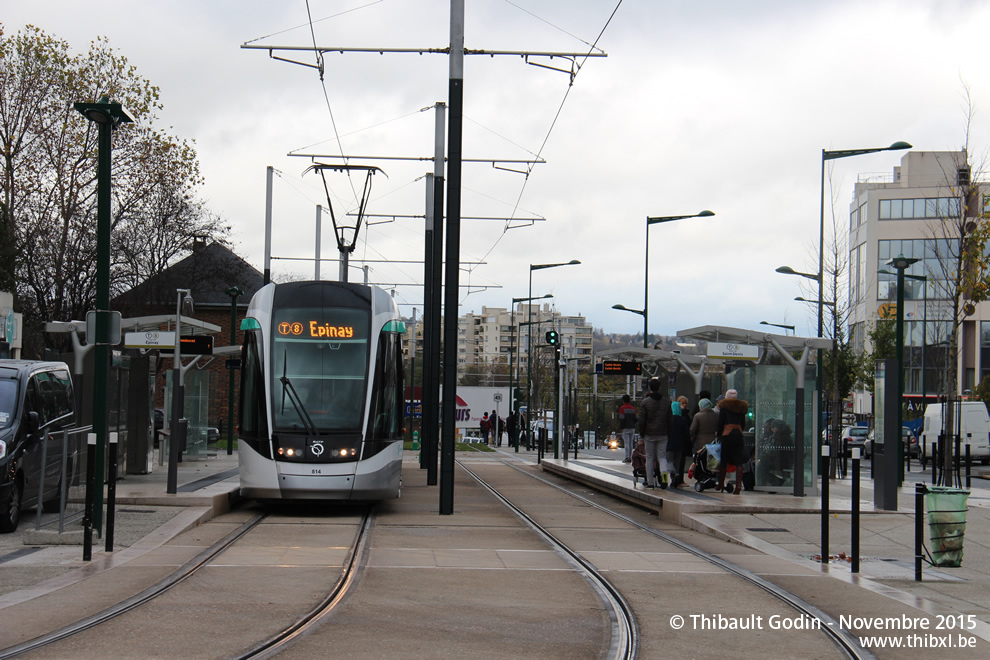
left=5, top=1, right=990, bottom=338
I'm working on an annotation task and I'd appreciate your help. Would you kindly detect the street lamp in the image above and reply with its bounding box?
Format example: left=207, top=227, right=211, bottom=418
left=760, top=321, right=795, bottom=335
left=527, top=261, right=580, bottom=453
left=511, top=293, right=552, bottom=453
left=879, top=269, right=928, bottom=410
left=168, top=288, right=195, bottom=494
left=612, top=304, right=646, bottom=347
left=73, top=97, right=132, bottom=556
left=888, top=255, right=920, bottom=485
left=224, top=286, right=243, bottom=456
left=820, top=142, right=911, bottom=340
left=646, top=211, right=714, bottom=348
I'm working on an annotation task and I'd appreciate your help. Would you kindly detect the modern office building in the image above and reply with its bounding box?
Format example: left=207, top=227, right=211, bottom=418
left=847, top=149, right=984, bottom=416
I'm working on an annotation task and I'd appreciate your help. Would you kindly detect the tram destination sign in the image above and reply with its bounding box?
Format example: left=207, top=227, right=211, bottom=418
left=598, top=361, right=642, bottom=375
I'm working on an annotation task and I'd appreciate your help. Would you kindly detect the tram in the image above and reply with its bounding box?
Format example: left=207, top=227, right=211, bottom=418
left=237, top=281, right=405, bottom=501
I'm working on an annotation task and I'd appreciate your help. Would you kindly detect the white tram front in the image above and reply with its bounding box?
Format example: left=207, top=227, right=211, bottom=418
left=237, top=281, right=404, bottom=501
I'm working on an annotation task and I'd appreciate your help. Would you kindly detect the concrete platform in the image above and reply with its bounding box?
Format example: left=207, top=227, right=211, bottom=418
left=540, top=454, right=990, bottom=641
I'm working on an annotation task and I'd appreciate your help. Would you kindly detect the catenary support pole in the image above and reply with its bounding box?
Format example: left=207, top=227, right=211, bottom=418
left=439, top=0, right=464, bottom=515
left=264, top=166, right=273, bottom=285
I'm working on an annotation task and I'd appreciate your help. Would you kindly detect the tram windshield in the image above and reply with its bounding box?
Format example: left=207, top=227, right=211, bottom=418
left=271, top=307, right=370, bottom=432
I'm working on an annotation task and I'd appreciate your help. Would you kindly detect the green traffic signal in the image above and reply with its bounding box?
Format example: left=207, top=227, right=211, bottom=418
left=545, top=330, right=560, bottom=345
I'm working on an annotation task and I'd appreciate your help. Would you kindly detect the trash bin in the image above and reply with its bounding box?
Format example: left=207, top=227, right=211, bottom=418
left=925, top=486, right=970, bottom=567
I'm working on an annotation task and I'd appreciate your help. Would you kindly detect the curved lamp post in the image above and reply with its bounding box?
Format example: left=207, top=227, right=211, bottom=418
left=527, top=261, right=580, bottom=453
left=646, top=211, right=714, bottom=349
left=73, top=97, right=132, bottom=558
left=612, top=304, right=646, bottom=347
left=760, top=321, right=795, bottom=335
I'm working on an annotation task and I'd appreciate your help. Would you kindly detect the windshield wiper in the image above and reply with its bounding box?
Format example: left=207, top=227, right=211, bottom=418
left=279, top=354, right=320, bottom=436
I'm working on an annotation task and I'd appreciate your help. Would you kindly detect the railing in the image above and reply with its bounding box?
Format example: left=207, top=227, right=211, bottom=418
left=35, top=424, right=92, bottom=533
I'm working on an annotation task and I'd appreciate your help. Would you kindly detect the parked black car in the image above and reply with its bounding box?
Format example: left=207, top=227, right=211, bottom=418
left=0, top=360, right=77, bottom=533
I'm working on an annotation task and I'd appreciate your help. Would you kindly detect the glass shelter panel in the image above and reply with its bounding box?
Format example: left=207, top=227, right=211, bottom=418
left=729, top=363, right=816, bottom=490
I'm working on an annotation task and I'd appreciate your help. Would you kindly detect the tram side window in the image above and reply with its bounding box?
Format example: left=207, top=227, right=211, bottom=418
left=368, top=333, right=401, bottom=441
left=239, top=331, right=269, bottom=440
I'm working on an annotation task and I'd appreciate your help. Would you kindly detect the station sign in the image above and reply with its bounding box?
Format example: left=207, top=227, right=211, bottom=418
left=707, top=342, right=759, bottom=361
left=598, top=361, right=642, bottom=375
left=125, top=330, right=175, bottom=349
left=878, top=303, right=897, bottom=319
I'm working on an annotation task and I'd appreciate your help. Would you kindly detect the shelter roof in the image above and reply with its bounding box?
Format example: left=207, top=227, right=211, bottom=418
left=676, top=325, right=833, bottom=352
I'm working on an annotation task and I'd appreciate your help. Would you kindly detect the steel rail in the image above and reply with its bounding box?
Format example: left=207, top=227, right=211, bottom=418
left=457, top=460, right=638, bottom=660
left=502, top=458, right=874, bottom=660
left=0, top=513, right=267, bottom=659
left=235, top=507, right=374, bottom=660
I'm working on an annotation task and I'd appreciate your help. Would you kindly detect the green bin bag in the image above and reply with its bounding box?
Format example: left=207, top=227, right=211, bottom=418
left=926, top=486, right=969, bottom=567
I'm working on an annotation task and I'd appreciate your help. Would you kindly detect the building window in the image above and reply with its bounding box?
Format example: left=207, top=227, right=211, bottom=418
left=879, top=197, right=960, bottom=220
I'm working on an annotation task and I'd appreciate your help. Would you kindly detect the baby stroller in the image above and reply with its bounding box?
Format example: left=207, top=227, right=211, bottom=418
left=689, top=443, right=720, bottom=492
left=631, top=439, right=663, bottom=487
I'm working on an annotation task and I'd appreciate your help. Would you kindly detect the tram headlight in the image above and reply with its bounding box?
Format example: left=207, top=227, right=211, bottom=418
left=286, top=448, right=296, bottom=456
left=339, top=449, right=348, bottom=457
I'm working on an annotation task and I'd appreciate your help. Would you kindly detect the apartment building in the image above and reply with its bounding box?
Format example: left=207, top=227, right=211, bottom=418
left=456, top=304, right=593, bottom=375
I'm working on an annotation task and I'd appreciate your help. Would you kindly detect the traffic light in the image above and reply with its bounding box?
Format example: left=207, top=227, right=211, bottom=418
left=545, top=330, right=560, bottom=345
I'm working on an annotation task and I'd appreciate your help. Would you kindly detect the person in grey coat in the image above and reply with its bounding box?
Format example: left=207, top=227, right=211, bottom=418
left=689, top=398, right=719, bottom=454
left=637, top=377, right=672, bottom=489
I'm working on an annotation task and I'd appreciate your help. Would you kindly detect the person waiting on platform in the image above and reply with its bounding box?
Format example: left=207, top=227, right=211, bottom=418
left=618, top=395, right=637, bottom=463
left=716, top=389, right=749, bottom=494
left=637, top=378, right=672, bottom=489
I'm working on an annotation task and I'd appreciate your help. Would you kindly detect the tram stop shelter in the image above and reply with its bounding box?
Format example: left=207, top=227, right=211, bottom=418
left=677, top=325, right=833, bottom=496
left=45, top=314, right=233, bottom=477
left=598, top=326, right=833, bottom=496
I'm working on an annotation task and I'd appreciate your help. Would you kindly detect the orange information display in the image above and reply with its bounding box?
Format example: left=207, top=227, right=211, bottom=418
left=276, top=321, right=356, bottom=339
left=600, top=361, right=641, bottom=375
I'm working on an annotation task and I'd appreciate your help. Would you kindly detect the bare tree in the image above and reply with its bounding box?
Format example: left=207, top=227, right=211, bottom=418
left=1, top=25, right=229, bottom=356
left=923, top=88, right=990, bottom=484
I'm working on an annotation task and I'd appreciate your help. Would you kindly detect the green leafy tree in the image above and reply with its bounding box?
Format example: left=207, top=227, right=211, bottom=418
left=859, top=320, right=896, bottom=394
left=0, top=24, right=229, bottom=355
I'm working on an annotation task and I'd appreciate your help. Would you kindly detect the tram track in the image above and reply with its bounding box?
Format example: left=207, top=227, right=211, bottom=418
left=0, top=512, right=268, bottom=659
left=235, top=507, right=373, bottom=660
left=462, top=454, right=874, bottom=660
left=0, top=506, right=373, bottom=660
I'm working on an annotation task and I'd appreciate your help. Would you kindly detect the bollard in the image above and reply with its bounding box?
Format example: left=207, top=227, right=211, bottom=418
left=821, top=444, right=830, bottom=565
left=932, top=440, right=939, bottom=486
left=59, top=429, right=70, bottom=534
left=412, top=430, right=420, bottom=451
left=83, top=433, right=96, bottom=562
left=965, top=444, right=971, bottom=489
left=955, top=436, right=962, bottom=488
left=105, top=432, right=118, bottom=553
left=915, top=482, right=925, bottom=582
left=851, top=448, right=861, bottom=574
left=35, top=432, right=50, bottom=531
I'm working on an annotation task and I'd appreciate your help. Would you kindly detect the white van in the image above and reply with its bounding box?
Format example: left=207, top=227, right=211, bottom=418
left=920, top=401, right=990, bottom=466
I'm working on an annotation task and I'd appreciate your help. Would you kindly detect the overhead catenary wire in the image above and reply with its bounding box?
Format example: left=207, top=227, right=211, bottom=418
left=464, top=0, right=624, bottom=298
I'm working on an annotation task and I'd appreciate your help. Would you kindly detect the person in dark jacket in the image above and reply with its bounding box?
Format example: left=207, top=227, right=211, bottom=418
left=716, top=389, right=749, bottom=494
left=637, top=378, right=672, bottom=489
left=668, top=399, right=691, bottom=487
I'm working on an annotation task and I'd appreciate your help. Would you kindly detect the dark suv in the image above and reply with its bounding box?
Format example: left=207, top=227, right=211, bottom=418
left=1, top=360, right=77, bottom=533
